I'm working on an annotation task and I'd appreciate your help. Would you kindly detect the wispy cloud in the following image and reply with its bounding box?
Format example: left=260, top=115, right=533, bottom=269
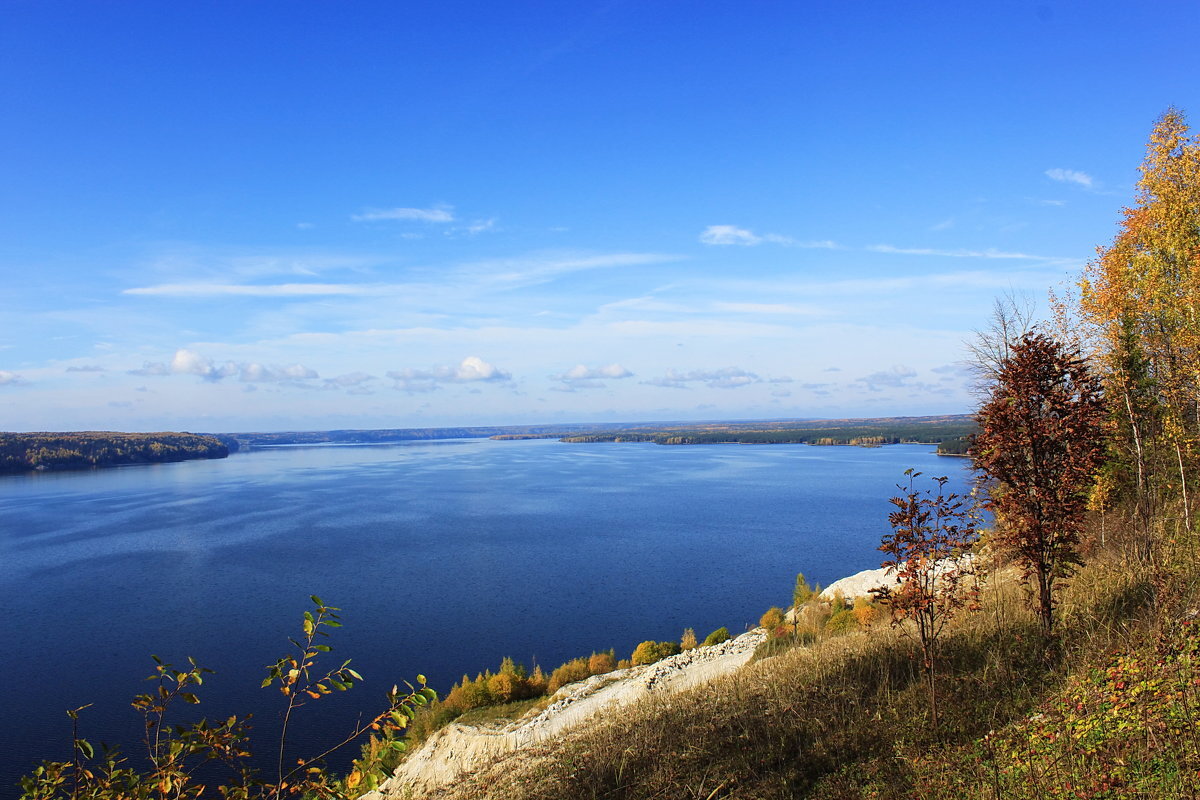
left=643, top=366, right=761, bottom=389
left=699, top=225, right=763, bottom=246
left=856, top=365, right=918, bottom=391
left=553, top=363, right=634, bottom=391
left=65, top=365, right=106, bottom=372
left=387, top=356, right=511, bottom=393
left=469, top=252, right=681, bottom=289
left=1045, top=168, right=1093, bottom=189
left=0, top=370, right=27, bottom=386
left=699, top=225, right=836, bottom=249
left=124, top=283, right=373, bottom=297
left=352, top=205, right=455, bottom=222
left=711, top=301, right=826, bottom=315
left=867, top=244, right=1048, bottom=260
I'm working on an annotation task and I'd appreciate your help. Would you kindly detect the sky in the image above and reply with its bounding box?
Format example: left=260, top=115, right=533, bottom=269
left=1, top=1, right=1198, bottom=433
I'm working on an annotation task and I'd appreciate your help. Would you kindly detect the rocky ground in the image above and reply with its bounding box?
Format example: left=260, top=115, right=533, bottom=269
left=363, top=627, right=768, bottom=798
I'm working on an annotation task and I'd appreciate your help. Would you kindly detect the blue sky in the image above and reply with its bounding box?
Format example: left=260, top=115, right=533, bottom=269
left=2, top=1, right=1197, bottom=432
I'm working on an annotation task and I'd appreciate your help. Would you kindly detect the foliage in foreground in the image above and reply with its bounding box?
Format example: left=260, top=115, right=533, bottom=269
left=18, top=598, right=434, bottom=800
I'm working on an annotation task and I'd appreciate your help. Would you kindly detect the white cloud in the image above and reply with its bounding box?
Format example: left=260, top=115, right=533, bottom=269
left=699, top=225, right=762, bottom=246
left=352, top=206, right=455, bottom=223
left=65, top=365, right=106, bottom=372
left=0, top=370, right=26, bottom=386
left=129, top=349, right=319, bottom=384
left=1045, top=168, right=1094, bottom=189
left=563, top=363, right=633, bottom=380
left=553, top=363, right=634, bottom=390
left=171, top=349, right=239, bottom=381
left=643, top=366, right=761, bottom=389
left=238, top=362, right=319, bottom=382
left=387, top=356, right=511, bottom=393
left=124, top=283, right=372, bottom=297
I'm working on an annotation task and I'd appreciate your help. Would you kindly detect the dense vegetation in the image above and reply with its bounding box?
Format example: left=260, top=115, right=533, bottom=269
left=394, top=625, right=735, bottom=761
left=0, top=431, right=229, bottom=474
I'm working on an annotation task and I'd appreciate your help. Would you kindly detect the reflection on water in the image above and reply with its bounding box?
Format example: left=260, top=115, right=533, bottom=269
left=0, top=438, right=971, bottom=794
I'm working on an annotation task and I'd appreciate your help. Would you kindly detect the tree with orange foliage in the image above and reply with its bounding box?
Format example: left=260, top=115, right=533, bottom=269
left=972, top=332, right=1107, bottom=644
left=872, top=469, right=980, bottom=728
left=1080, top=108, right=1200, bottom=549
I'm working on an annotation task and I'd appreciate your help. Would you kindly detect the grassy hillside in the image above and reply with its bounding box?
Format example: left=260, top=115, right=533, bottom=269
left=422, top=521, right=1191, bottom=800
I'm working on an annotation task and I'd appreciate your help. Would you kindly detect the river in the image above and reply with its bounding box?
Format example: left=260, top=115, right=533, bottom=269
left=0, top=437, right=972, bottom=795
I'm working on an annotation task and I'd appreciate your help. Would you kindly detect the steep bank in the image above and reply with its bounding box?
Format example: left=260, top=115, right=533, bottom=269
left=364, top=628, right=768, bottom=798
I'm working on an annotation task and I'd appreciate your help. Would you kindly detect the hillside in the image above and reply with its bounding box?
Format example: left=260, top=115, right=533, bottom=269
left=385, top=539, right=1189, bottom=800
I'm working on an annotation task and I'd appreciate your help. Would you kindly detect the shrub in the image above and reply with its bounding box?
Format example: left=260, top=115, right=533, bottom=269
left=703, top=627, right=730, bottom=646
left=527, top=665, right=548, bottom=696
left=680, top=628, right=698, bottom=650
left=588, top=650, right=616, bottom=675
left=631, top=641, right=663, bottom=666
left=631, top=641, right=680, bottom=666
left=487, top=672, right=523, bottom=704
left=17, top=597, right=433, bottom=799
left=759, top=606, right=785, bottom=630
left=852, top=595, right=879, bottom=627
left=825, top=608, right=858, bottom=635
left=547, top=657, right=591, bottom=693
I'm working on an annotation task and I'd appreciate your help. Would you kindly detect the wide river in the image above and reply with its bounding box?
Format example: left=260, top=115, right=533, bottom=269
left=0, top=437, right=972, bottom=794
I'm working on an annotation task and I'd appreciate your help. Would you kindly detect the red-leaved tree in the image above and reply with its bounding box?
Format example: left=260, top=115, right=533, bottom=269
left=971, top=332, right=1107, bottom=643
left=873, top=469, right=980, bottom=729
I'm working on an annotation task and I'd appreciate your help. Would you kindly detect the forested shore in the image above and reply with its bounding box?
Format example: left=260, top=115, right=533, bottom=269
left=0, top=431, right=230, bottom=474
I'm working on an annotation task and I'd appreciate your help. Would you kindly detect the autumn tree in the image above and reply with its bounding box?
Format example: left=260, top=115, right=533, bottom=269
left=872, top=469, right=980, bottom=728
left=972, top=332, right=1107, bottom=642
left=1080, top=108, right=1200, bottom=553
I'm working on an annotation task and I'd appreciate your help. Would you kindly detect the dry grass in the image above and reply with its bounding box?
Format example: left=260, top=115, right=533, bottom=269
left=408, top=538, right=1169, bottom=800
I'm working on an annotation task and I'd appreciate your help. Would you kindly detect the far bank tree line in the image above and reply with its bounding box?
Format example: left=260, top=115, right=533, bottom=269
left=560, top=419, right=976, bottom=449
left=0, top=431, right=230, bottom=473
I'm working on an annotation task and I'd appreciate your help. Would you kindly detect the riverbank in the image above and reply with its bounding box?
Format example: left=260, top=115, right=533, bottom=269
left=364, top=628, right=769, bottom=798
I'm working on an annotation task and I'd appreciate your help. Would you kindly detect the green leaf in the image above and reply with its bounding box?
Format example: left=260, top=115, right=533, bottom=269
left=325, top=620, right=342, bottom=627
left=389, top=740, right=407, bottom=751
left=181, top=693, right=200, bottom=704
left=76, top=739, right=94, bottom=760
left=416, top=674, right=426, bottom=685
left=347, top=668, right=363, bottom=681
left=314, top=644, right=332, bottom=652
left=311, top=594, right=324, bottom=606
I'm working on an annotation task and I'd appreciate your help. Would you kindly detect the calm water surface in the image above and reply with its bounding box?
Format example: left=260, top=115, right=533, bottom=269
left=0, top=438, right=971, bottom=794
